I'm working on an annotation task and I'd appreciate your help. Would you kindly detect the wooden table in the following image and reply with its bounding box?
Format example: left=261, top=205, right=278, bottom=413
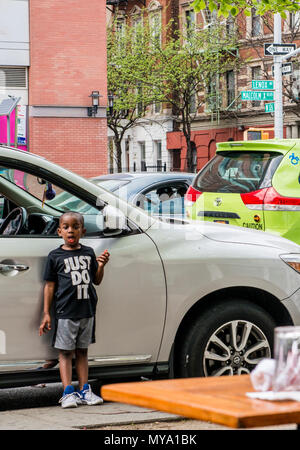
left=101, top=374, right=300, bottom=429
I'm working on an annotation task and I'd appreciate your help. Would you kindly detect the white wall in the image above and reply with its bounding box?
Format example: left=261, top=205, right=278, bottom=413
left=108, top=118, right=174, bottom=172
left=0, top=0, right=29, bottom=66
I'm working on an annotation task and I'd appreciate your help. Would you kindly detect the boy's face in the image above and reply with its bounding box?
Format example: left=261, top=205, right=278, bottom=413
left=57, top=214, right=85, bottom=249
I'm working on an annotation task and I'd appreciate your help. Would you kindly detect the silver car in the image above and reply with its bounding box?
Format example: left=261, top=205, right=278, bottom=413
left=1, top=145, right=300, bottom=388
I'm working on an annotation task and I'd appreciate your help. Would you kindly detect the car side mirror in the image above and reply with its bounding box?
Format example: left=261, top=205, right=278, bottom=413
left=103, top=205, right=127, bottom=232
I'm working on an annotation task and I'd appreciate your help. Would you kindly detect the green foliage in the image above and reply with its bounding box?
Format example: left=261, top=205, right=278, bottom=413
left=107, top=18, right=163, bottom=127
left=192, top=0, right=300, bottom=18
left=107, top=13, right=240, bottom=170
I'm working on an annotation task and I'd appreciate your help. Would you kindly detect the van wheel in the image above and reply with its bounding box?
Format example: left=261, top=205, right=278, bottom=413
left=177, top=300, right=275, bottom=377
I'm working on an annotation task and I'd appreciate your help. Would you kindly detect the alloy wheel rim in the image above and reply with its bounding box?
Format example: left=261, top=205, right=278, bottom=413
left=203, top=320, right=271, bottom=377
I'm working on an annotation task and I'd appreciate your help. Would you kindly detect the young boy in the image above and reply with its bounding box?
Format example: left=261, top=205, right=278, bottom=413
left=39, top=211, right=110, bottom=408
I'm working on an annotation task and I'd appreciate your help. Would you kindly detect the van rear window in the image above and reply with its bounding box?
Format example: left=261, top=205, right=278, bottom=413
left=194, top=151, right=283, bottom=193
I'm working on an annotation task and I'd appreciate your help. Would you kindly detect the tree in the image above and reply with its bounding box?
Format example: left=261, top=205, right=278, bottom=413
left=148, top=20, right=240, bottom=171
left=192, top=0, right=300, bottom=19
left=107, top=18, right=164, bottom=172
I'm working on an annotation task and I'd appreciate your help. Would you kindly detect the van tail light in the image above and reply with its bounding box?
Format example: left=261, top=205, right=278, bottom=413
left=264, top=187, right=300, bottom=211
left=240, top=188, right=267, bottom=210
left=185, top=185, right=202, bottom=207
left=241, top=187, right=300, bottom=211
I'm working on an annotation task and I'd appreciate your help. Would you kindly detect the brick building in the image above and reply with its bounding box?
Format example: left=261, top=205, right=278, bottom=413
left=107, top=0, right=300, bottom=173
left=0, top=0, right=108, bottom=177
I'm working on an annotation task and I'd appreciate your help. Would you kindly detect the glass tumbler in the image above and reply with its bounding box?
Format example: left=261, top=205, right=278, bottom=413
left=273, top=326, right=300, bottom=392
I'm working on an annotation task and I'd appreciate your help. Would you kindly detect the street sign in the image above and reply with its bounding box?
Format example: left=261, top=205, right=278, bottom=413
left=272, top=62, right=293, bottom=76
left=241, top=91, right=274, bottom=101
left=252, top=80, right=274, bottom=90
left=265, top=103, right=275, bottom=113
left=264, top=43, right=296, bottom=56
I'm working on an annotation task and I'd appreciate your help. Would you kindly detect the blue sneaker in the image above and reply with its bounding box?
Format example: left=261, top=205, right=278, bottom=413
left=77, top=383, right=103, bottom=406
left=59, top=385, right=78, bottom=408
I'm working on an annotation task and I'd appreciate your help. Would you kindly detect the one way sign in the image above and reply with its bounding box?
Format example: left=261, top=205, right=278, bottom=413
left=264, top=43, right=296, bottom=56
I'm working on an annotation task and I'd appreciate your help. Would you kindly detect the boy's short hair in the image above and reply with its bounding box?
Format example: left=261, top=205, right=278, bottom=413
left=59, top=211, right=84, bottom=226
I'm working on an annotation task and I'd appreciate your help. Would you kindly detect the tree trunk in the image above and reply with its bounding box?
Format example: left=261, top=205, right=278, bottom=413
left=114, top=138, right=122, bottom=173
left=182, top=118, right=193, bottom=172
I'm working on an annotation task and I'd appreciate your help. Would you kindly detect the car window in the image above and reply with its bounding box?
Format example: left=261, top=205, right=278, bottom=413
left=0, top=169, right=105, bottom=236
left=0, top=196, right=4, bottom=219
left=152, top=197, right=184, bottom=215
left=195, top=151, right=284, bottom=193
left=137, top=183, right=188, bottom=214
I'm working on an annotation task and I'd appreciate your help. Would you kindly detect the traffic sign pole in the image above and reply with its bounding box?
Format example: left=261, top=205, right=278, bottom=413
left=274, top=13, right=283, bottom=139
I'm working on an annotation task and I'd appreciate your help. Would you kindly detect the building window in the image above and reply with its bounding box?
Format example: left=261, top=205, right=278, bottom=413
left=153, top=100, right=161, bottom=114
left=189, top=91, right=197, bottom=114
left=125, top=139, right=130, bottom=172
left=131, top=6, right=143, bottom=44
left=226, top=15, right=235, bottom=36
left=185, top=9, right=195, bottom=39
left=150, top=11, right=161, bottom=48
left=140, top=142, right=146, bottom=171
left=251, top=66, right=262, bottom=107
left=191, top=142, right=197, bottom=173
left=202, top=7, right=217, bottom=27
left=290, top=11, right=300, bottom=30
left=136, top=83, right=143, bottom=116
left=251, top=9, right=261, bottom=37
left=206, top=74, right=219, bottom=111
left=155, top=140, right=162, bottom=171
left=226, top=70, right=235, bottom=108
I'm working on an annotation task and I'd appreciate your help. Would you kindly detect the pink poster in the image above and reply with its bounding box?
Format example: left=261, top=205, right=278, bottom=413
left=0, top=106, right=27, bottom=188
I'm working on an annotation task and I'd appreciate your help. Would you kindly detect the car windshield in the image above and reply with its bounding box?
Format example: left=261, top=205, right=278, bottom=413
left=195, top=151, right=284, bottom=193
left=0, top=168, right=99, bottom=214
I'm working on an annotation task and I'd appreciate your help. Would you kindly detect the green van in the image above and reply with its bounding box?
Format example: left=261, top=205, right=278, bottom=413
left=185, top=139, right=300, bottom=244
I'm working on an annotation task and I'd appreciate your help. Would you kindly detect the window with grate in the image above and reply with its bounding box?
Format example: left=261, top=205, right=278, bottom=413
left=0, top=67, right=27, bottom=88
left=226, top=70, right=235, bottom=108
left=251, top=66, right=262, bottom=107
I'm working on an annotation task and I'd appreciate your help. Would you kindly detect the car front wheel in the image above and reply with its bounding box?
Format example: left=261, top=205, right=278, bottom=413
left=177, top=300, right=276, bottom=378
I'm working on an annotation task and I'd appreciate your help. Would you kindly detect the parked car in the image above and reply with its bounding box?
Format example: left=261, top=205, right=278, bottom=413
left=50, top=172, right=195, bottom=220
left=0, top=145, right=300, bottom=388
left=185, top=139, right=300, bottom=244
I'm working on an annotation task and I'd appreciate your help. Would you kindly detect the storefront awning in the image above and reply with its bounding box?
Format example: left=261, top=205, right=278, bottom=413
left=0, top=97, right=20, bottom=117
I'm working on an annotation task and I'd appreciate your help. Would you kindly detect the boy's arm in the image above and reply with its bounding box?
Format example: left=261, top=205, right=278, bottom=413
left=39, top=281, right=56, bottom=336
left=94, top=250, right=110, bottom=285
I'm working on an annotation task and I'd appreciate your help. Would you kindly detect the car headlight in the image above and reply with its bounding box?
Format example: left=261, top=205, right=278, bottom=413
left=280, top=254, right=300, bottom=273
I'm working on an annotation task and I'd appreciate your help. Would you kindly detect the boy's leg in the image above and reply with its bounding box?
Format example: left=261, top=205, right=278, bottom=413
left=59, top=350, right=73, bottom=389
left=75, top=348, right=88, bottom=391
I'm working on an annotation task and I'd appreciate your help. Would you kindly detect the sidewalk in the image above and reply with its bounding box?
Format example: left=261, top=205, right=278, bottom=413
left=1, top=401, right=295, bottom=430
left=0, top=382, right=182, bottom=430
left=0, top=382, right=296, bottom=430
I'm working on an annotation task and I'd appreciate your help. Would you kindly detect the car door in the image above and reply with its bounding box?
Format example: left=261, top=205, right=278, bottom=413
left=0, top=162, right=166, bottom=372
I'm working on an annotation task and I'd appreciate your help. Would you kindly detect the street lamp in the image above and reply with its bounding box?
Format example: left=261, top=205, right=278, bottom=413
left=87, top=91, right=101, bottom=117
left=108, top=92, right=114, bottom=116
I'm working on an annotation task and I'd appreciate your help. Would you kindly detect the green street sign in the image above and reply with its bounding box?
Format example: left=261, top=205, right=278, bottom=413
left=252, top=80, right=274, bottom=90
left=265, top=102, right=275, bottom=113
left=241, top=91, right=274, bottom=101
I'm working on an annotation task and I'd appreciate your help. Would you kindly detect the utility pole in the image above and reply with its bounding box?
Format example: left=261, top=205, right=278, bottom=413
left=273, top=13, right=283, bottom=138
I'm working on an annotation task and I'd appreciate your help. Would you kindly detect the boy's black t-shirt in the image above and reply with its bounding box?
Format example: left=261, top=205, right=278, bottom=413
left=43, top=244, right=99, bottom=320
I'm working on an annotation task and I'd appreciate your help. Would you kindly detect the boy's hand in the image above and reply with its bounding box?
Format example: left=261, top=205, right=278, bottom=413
left=39, top=313, right=51, bottom=336
left=96, top=249, right=110, bottom=267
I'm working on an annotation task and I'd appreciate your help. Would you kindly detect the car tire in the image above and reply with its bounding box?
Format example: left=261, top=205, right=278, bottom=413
left=177, top=299, right=276, bottom=378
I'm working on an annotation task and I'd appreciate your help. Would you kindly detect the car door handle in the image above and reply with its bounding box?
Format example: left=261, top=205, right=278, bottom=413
left=0, top=263, right=29, bottom=273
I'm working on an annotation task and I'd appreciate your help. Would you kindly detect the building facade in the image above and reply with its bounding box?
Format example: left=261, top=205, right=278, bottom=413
left=106, top=0, right=177, bottom=174
left=0, top=0, right=108, bottom=177
left=108, top=0, right=300, bottom=174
